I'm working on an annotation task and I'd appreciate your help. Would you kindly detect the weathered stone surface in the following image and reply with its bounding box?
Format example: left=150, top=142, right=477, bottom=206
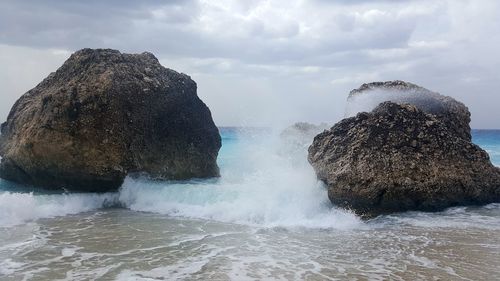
left=309, top=101, right=500, bottom=216
left=0, top=48, right=221, bottom=191
left=346, top=80, right=471, bottom=140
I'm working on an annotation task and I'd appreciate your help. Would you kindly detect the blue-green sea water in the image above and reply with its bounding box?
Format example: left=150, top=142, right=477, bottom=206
left=472, top=130, right=500, bottom=165
left=0, top=128, right=499, bottom=280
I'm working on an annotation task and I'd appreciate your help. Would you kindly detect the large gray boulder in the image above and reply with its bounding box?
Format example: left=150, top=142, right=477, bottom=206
left=0, top=48, right=221, bottom=191
left=309, top=81, right=500, bottom=216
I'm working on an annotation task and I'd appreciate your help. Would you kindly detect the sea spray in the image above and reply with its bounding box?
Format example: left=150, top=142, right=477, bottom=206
left=119, top=128, right=362, bottom=229
left=345, top=89, right=430, bottom=117
left=2, top=129, right=500, bottom=280
left=2, top=127, right=498, bottom=229
left=0, top=191, right=118, bottom=227
left=0, top=128, right=362, bottom=229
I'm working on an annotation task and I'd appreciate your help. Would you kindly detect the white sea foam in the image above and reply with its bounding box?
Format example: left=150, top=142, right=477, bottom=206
left=0, top=129, right=361, bottom=229
left=0, top=191, right=118, bottom=227
left=116, top=245, right=233, bottom=281
left=345, top=89, right=421, bottom=117
left=118, top=178, right=361, bottom=229
left=379, top=204, right=500, bottom=230
left=118, top=129, right=362, bottom=229
left=1, top=128, right=499, bottom=231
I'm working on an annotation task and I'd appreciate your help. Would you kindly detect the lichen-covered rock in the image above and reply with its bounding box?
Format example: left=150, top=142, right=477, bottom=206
left=309, top=101, right=500, bottom=216
left=346, top=80, right=471, bottom=140
left=0, top=48, right=221, bottom=191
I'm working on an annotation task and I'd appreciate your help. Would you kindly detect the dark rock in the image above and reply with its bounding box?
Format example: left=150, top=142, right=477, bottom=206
left=0, top=48, right=221, bottom=192
left=309, top=100, right=500, bottom=216
left=346, top=80, right=471, bottom=140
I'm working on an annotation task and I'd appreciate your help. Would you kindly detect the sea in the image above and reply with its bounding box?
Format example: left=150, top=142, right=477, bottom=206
left=1, top=128, right=499, bottom=280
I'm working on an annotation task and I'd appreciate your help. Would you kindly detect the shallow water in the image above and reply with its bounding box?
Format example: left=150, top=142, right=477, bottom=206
left=1, top=128, right=499, bottom=280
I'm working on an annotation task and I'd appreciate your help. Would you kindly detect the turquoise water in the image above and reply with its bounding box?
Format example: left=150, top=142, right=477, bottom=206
left=0, top=127, right=499, bottom=228
left=472, top=130, right=500, bottom=165
left=0, top=128, right=499, bottom=280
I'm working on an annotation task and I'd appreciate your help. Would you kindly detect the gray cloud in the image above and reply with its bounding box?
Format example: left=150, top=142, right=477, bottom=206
left=0, top=0, right=422, bottom=64
left=0, top=0, right=499, bottom=128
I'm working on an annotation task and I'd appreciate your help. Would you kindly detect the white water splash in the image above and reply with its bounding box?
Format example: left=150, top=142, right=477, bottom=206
left=0, top=191, right=118, bottom=227
left=119, top=129, right=361, bottom=229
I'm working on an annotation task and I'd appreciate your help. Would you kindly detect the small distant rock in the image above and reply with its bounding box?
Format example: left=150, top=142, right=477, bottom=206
left=0, top=48, right=221, bottom=191
left=279, top=122, right=329, bottom=166
left=279, top=122, right=329, bottom=162
left=280, top=122, right=329, bottom=146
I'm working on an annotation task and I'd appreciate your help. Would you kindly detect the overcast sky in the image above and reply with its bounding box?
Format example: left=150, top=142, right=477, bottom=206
left=1, top=0, right=499, bottom=128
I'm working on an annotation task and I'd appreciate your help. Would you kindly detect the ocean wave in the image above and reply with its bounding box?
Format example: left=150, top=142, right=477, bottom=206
left=2, top=128, right=500, bottom=230
left=0, top=191, right=118, bottom=227
left=0, top=128, right=364, bottom=229
left=374, top=204, right=500, bottom=230
left=118, top=173, right=362, bottom=230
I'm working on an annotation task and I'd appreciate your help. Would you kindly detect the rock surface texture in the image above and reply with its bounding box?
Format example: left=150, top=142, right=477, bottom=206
left=0, top=49, right=221, bottom=191
left=309, top=82, right=500, bottom=216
